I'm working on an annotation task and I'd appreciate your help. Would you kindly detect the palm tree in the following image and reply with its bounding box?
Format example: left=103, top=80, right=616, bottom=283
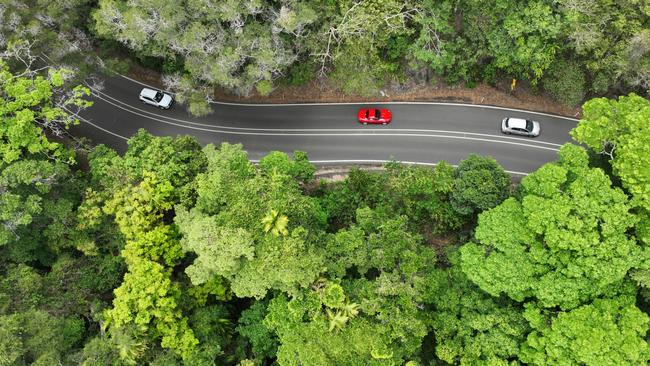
left=326, top=303, right=359, bottom=332
left=326, top=309, right=349, bottom=332
left=109, top=326, right=147, bottom=365
left=261, top=209, right=289, bottom=236
left=339, top=302, right=359, bottom=319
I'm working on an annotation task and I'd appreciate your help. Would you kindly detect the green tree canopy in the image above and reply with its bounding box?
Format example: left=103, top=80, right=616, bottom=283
left=424, top=251, right=529, bottom=365
left=571, top=93, right=650, bottom=214
left=92, top=0, right=318, bottom=111
left=262, top=209, right=438, bottom=365
left=0, top=57, right=91, bottom=165
left=0, top=56, right=94, bottom=262
left=559, top=0, right=650, bottom=92
left=460, top=144, right=645, bottom=309
left=102, top=172, right=198, bottom=360
left=520, top=294, right=650, bottom=365
left=450, top=154, right=511, bottom=216
left=176, top=143, right=326, bottom=299
left=410, top=0, right=562, bottom=83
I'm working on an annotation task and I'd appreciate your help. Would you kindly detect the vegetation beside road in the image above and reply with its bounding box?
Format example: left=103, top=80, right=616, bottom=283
left=2, top=47, right=650, bottom=365
left=0, top=0, right=647, bottom=115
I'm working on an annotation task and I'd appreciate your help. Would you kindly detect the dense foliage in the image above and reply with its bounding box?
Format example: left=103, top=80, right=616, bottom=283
left=2, top=0, right=646, bottom=114
left=460, top=144, right=646, bottom=309
left=89, top=0, right=648, bottom=111
left=2, top=4, right=650, bottom=363
left=2, top=52, right=650, bottom=364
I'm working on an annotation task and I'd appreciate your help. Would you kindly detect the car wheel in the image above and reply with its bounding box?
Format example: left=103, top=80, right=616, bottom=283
left=382, top=122, right=387, bottom=125
left=363, top=122, right=367, bottom=125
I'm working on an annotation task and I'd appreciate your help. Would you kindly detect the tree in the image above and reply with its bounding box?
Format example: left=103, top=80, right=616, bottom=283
left=102, top=172, right=198, bottom=360
left=424, top=251, right=529, bottom=365
left=450, top=154, right=511, bottom=216
left=0, top=160, right=69, bottom=247
left=460, top=144, right=646, bottom=309
left=77, top=335, right=123, bottom=366
left=316, top=0, right=416, bottom=95
left=0, top=315, right=23, bottom=366
left=175, top=208, right=254, bottom=284
left=87, top=130, right=207, bottom=206
left=92, top=0, right=318, bottom=111
left=264, top=292, right=391, bottom=366
left=176, top=143, right=326, bottom=299
left=559, top=0, right=650, bottom=93
left=0, top=0, right=99, bottom=81
left=409, top=0, right=461, bottom=81
left=264, top=284, right=417, bottom=365
left=0, top=55, right=94, bottom=263
left=122, top=130, right=207, bottom=201
left=484, top=0, right=562, bottom=82
left=322, top=162, right=464, bottom=235
left=103, top=172, right=175, bottom=242
left=571, top=94, right=650, bottom=257
left=520, top=294, right=650, bottom=365
left=262, top=209, right=438, bottom=365
left=571, top=94, right=650, bottom=214
left=0, top=53, right=91, bottom=165
left=0, top=310, right=84, bottom=365
left=385, top=161, right=465, bottom=233
left=236, top=301, right=279, bottom=361
left=259, top=150, right=315, bottom=183
left=105, top=254, right=198, bottom=361
left=411, top=0, right=563, bottom=84
left=176, top=207, right=325, bottom=299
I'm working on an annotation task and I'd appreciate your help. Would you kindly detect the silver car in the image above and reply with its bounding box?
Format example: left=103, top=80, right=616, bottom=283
left=139, top=88, right=174, bottom=109
left=501, top=117, right=540, bottom=137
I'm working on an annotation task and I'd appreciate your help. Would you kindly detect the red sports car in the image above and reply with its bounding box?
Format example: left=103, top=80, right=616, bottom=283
left=358, top=108, right=392, bottom=125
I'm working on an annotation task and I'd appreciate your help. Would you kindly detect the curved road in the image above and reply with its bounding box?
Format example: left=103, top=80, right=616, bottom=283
left=72, top=75, right=578, bottom=175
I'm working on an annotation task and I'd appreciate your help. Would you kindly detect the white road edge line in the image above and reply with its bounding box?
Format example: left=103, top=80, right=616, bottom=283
left=91, top=88, right=563, bottom=148
left=119, top=74, right=579, bottom=121
left=92, top=94, right=560, bottom=152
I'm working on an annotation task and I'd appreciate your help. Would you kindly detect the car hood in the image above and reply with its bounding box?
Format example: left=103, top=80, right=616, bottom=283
left=160, top=94, right=173, bottom=107
left=380, top=109, right=392, bottom=119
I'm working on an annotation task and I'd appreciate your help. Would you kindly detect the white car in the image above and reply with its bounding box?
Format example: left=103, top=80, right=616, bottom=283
left=139, top=88, right=173, bottom=109
left=501, top=117, right=540, bottom=137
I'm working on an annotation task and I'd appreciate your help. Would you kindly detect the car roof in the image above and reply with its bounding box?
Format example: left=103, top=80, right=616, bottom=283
left=140, top=88, right=158, bottom=99
left=507, top=118, right=528, bottom=129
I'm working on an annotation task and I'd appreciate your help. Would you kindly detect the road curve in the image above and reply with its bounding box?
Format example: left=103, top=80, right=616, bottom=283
left=71, top=75, right=577, bottom=175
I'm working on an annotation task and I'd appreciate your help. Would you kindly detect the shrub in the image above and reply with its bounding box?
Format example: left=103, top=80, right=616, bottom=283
left=542, top=58, right=586, bottom=106
left=103, top=58, right=130, bottom=75
left=256, top=80, right=274, bottom=96
left=162, top=56, right=184, bottom=74
left=286, top=61, right=316, bottom=86
left=187, top=92, right=212, bottom=117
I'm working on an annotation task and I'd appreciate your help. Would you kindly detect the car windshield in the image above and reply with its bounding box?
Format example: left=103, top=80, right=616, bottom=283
left=155, top=91, right=163, bottom=102
left=526, top=120, right=533, bottom=131
left=375, top=110, right=381, bottom=119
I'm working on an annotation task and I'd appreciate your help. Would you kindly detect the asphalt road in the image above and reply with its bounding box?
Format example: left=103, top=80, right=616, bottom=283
left=72, top=75, right=578, bottom=175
